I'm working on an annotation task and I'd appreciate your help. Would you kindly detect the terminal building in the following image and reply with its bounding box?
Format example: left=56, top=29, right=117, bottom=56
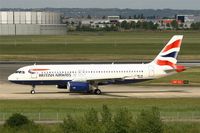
left=175, top=15, right=200, bottom=28
left=0, top=11, right=67, bottom=35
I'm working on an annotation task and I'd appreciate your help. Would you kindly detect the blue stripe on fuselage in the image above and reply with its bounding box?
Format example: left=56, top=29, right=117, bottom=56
left=9, top=80, right=70, bottom=85
left=10, top=79, right=153, bottom=86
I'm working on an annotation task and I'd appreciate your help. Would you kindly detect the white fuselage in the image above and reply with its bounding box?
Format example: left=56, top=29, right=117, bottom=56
left=8, top=63, right=166, bottom=85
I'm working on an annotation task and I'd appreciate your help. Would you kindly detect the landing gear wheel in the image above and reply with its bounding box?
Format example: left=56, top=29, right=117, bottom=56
left=31, top=85, right=36, bottom=94
left=30, top=90, right=35, bottom=94
left=94, top=89, right=101, bottom=95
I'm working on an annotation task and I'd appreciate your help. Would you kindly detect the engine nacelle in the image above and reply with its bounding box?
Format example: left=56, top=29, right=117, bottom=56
left=68, top=82, right=90, bottom=92
left=56, top=84, right=67, bottom=89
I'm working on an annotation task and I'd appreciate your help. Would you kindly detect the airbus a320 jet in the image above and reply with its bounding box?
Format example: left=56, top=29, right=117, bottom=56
left=8, top=35, right=185, bottom=95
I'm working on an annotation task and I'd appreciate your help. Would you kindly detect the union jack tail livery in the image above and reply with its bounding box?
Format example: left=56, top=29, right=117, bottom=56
left=151, top=35, right=185, bottom=72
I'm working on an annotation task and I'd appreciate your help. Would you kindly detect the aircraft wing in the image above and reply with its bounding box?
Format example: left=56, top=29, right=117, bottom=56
left=70, top=75, right=137, bottom=83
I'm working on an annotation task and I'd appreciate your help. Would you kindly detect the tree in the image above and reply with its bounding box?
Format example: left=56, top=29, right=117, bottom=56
left=191, top=22, right=200, bottom=30
left=71, top=21, right=75, bottom=26
left=113, top=108, right=135, bottom=133
left=142, top=22, right=148, bottom=29
left=171, top=20, right=178, bottom=30
left=130, top=21, right=136, bottom=29
left=87, top=15, right=92, bottom=19
left=148, top=21, right=156, bottom=30
left=153, top=23, right=159, bottom=30
left=179, top=23, right=184, bottom=29
left=101, top=105, right=112, bottom=123
left=102, top=16, right=106, bottom=19
left=166, top=23, right=171, bottom=28
left=101, top=105, right=114, bottom=133
left=84, top=108, right=98, bottom=125
left=141, top=14, right=145, bottom=19
left=121, top=21, right=130, bottom=30
left=83, top=108, right=103, bottom=133
left=5, top=113, right=31, bottom=128
left=61, top=115, right=79, bottom=133
left=136, top=21, right=142, bottom=29
left=137, top=14, right=141, bottom=19
left=136, top=107, right=164, bottom=133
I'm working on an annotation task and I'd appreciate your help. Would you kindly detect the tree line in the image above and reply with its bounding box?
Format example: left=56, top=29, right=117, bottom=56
left=191, top=22, right=200, bottom=30
left=75, top=21, right=159, bottom=32
left=69, top=20, right=200, bottom=31
left=1, top=105, right=164, bottom=133
left=119, top=21, right=159, bottom=30
left=61, top=105, right=163, bottom=133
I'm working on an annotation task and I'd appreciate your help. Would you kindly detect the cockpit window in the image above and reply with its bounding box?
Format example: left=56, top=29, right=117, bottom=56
left=15, top=71, right=25, bottom=74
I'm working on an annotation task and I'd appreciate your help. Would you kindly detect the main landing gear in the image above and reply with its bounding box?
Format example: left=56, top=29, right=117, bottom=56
left=94, top=89, right=101, bottom=95
left=90, top=83, right=101, bottom=95
left=88, top=88, right=101, bottom=95
left=30, top=85, right=36, bottom=94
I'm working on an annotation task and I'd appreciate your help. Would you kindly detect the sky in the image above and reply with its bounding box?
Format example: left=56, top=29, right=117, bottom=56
left=0, top=0, right=200, bottom=9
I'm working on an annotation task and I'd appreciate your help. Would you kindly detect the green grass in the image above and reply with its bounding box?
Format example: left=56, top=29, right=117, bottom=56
left=0, top=98, right=199, bottom=121
left=0, top=121, right=199, bottom=133
left=0, top=31, right=200, bottom=61
left=164, top=122, right=200, bottom=133
left=135, top=67, right=200, bottom=86
left=0, top=98, right=199, bottom=133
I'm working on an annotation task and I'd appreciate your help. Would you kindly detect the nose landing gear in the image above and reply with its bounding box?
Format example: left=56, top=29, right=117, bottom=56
left=30, top=85, right=36, bottom=94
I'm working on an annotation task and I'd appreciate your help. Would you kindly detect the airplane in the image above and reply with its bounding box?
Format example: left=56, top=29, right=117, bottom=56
left=8, top=35, right=185, bottom=95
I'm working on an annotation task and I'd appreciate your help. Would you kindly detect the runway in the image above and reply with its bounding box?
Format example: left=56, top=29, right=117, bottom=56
left=0, top=83, right=200, bottom=99
left=0, top=62, right=200, bottom=99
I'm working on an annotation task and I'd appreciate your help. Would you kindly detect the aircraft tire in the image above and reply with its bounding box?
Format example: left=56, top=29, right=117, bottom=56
left=94, top=89, right=101, bottom=95
left=30, top=90, right=35, bottom=94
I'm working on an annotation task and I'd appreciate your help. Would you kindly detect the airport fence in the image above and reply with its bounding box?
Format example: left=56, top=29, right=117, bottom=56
left=0, top=112, right=200, bottom=122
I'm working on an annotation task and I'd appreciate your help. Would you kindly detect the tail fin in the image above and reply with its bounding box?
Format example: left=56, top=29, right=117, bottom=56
left=150, top=35, right=185, bottom=72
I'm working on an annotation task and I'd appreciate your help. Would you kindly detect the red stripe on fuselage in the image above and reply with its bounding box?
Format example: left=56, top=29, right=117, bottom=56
left=163, top=39, right=181, bottom=52
left=31, top=69, right=49, bottom=71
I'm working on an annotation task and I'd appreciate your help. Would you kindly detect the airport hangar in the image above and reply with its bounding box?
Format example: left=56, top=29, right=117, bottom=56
left=0, top=11, right=66, bottom=35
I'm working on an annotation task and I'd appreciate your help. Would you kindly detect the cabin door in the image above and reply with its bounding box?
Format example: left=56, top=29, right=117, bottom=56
left=148, top=65, right=154, bottom=77
left=31, top=72, right=37, bottom=78
left=29, top=68, right=37, bottom=79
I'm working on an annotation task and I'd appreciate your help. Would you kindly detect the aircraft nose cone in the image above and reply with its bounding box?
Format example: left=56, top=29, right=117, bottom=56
left=8, top=74, right=14, bottom=81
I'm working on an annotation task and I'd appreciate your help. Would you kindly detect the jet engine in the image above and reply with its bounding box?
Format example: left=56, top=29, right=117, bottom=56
left=68, top=81, right=90, bottom=92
